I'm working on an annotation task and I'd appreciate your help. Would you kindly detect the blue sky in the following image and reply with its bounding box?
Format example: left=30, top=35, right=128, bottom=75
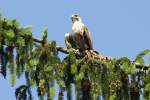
left=0, top=0, right=150, bottom=100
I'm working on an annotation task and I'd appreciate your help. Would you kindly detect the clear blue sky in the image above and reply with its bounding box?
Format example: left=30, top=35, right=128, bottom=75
left=0, top=0, right=150, bottom=100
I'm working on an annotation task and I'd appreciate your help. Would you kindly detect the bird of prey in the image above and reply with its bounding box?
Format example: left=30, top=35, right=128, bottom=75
left=65, top=14, right=93, bottom=52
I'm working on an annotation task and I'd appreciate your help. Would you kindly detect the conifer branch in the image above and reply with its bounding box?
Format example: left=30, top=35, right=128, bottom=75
left=20, top=34, right=150, bottom=70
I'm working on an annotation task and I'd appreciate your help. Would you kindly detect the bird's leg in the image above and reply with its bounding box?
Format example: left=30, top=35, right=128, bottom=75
left=71, top=48, right=80, bottom=55
left=89, top=50, right=97, bottom=56
left=75, top=49, right=80, bottom=55
left=89, top=50, right=110, bottom=61
left=85, top=50, right=91, bottom=58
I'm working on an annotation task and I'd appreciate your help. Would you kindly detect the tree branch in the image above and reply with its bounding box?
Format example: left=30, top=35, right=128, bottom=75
left=56, top=46, right=68, bottom=54
left=23, top=36, right=150, bottom=70
left=133, top=62, right=150, bottom=70
left=4, top=24, right=150, bottom=70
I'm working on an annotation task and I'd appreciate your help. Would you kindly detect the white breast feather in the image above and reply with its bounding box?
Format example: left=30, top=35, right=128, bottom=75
left=72, top=21, right=84, bottom=34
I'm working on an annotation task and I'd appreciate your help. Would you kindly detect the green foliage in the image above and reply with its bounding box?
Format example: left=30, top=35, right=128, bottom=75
left=12, top=19, right=20, bottom=27
left=21, top=25, right=32, bottom=36
left=58, top=80, right=66, bottom=88
left=0, top=14, right=150, bottom=100
left=50, top=87, right=55, bottom=99
left=135, top=49, right=150, bottom=65
left=11, top=74, right=16, bottom=87
left=42, top=26, right=48, bottom=41
left=76, top=72, right=84, bottom=82
left=5, top=29, right=15, bottom=39
left=17, top=37, right=25, bottom=46
left=144, top=69, right=150, bottom=99
left=109, top=95, right=116, bottom=100
left=71, top=64, right=77, bottom=74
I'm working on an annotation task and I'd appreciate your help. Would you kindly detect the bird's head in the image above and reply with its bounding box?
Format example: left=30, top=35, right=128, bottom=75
left=71, top=14, right=82, bottom=23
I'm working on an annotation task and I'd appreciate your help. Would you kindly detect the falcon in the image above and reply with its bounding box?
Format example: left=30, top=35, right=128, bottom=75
left=65, top=14, right=93, bottom=52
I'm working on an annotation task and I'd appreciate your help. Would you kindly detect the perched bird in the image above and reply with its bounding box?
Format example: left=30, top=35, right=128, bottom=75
left=65, top=14, right=93, bottom=52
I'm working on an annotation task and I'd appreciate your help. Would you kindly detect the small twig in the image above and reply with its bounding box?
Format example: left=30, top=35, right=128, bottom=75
left=32, top=38, right=43, bottom=43
left=56, top=46, right=68, bottom=54
left=133, top=62, right=150, bottom=70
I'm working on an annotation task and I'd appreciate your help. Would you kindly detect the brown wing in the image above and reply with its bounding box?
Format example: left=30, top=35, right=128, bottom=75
left=65, top=33, right=77, bottom=49
left=83, top=26, right=93, bottom=50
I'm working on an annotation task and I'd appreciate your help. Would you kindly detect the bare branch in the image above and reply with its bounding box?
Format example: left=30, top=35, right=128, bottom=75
left=134, top=62, right=150, bottom=70
left=56, top=46, right=68, bottom=54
